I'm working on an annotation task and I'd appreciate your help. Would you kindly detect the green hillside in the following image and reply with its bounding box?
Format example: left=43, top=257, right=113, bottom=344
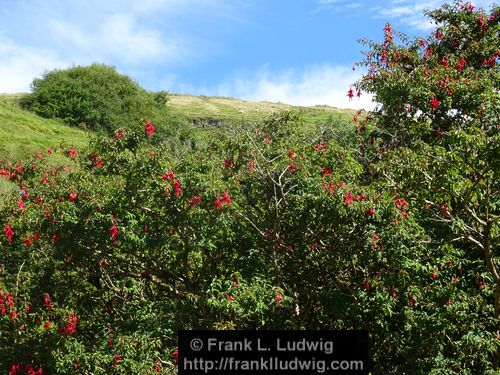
left=167, top=93, right=355, bottom=127
left=0, top=94, right=89, bottom=194
left=0, top=94, right=89, bottom=160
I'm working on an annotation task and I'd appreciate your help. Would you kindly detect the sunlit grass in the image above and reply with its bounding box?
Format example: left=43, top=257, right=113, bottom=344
left=0, top=94, right=89, bottom=161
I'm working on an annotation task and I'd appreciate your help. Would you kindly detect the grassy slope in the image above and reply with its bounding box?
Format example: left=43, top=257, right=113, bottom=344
left=0, top=94, right=89, bottom=194
left=167, top=94, right=356, bottom=126
left=0, top=94, right=89, bottom=160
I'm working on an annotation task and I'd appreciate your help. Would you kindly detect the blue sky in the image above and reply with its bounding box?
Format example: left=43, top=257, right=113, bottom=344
left=0, top=0, right=495, bottom=109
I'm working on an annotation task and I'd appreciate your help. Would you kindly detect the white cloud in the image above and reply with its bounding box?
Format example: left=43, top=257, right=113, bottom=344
left=373, top=0, right=496, bottom=30
left=315, top=0, right=496, bottom=30
left=0, top=38, right=68, bottom=93
left=193, top=65, right=375, bottom=110
left=50, top=14, right=177, bottom=65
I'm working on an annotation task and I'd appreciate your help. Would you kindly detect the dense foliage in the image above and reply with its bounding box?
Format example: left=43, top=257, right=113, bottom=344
left=0, top=1, right=498, bottom=374
left=19, top=64, right=189, bottom=141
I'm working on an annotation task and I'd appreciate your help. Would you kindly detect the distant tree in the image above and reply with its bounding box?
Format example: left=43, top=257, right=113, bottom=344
left=20, top=64, right=156, bottom=134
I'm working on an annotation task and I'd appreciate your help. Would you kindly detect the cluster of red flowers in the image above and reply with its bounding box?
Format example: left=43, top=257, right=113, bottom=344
left=144, top=120, right=155, bottom=137
left=215, top=191, right=233, bottom=209
left=0, top=289, right=16, bottom=317
left=3, top=224, right=14, bottom=243
left=58, top=314, right=78, bottom=336
left=109, top=225, right=119, bottom=242
left=322, top=180, right=345, bottom=195
left=247, top=159, right=255, bottom=171
left=188, top=195, right=201, bottom=207
left=8, top=364, right=43, bottom=375
left=67, top=147, right=77, bottom=159
left=114, top=129, right=126, bottom=139
left=343, top=192, right=366, bottom=206
left=314, top=143, right=328, bottom=152
left=224, top=159, right=235, bottom=168
left=162, top=169, right=183, bottom=197
left=44, top=294, right=53, bottom=310
left=430, top=96, right=439, bottom=110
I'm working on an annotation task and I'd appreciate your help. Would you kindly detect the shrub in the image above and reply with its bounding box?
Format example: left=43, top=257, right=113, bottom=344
left=20, top=64, right=157, bottom=134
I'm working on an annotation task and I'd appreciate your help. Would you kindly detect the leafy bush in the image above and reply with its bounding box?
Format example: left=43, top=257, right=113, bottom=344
left=0, top=2, right=498, bottom=373
left=20, top=64, right=175, bottom=136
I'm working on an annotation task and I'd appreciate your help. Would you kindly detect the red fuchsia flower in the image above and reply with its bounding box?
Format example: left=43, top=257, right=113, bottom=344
left=314, top=143, right=328, bottom=151
left=214, top=197, right=223, bottom=210
left=356, top=88, right=362, bottom=98
left=224, top=159, right=234, bottom=168
left=9, top=364, right=21, bottom=375
left=380, top=51, right=387, bottom=62
left=67, top=147, right=77, bottom=159
left=288, top=163, right=295, bottom=172
left=50, top=233, right=59, bottom=243
left=23, top=236, right=31, bottom=248
left=434, top=29, right=444, bottom=39
left=113, top=354, right=122, bottom=364
left=264, top=134, right=270, bottom=144
left=59, top=314, right=78, bottom=336
left=390, top=290, right=397, bottom=298
left=44, top=294, right=53, bottom=310
left=347, top=87, right=354, bottom=100
left=172, top=347, right=179, bottom=364
left=368, top=207, right=376, bottom=216
left=432, top=270, right=437, bottom=280
left=445, top=298, right=452, bottom=305
left=222, top=191, right=232, bottom=205
left=109, top=225, right=119, bottom=242
left=424, top=46, right=432, bottom=59
left=441, top=56, right=449, bottom=67
left=430, top=97, right=439, bottom=110
left=247, top=159, right=255, bottom=171
left=145, top=120, right=155, bottom=137
left=420, top=38, right=426, bottom=47
left=226, top=294, right=234, bottom=301
left=343, top=192, right=353, bottom=206
left=187, top=195, right=201, bottom=207
left=232, top=277, right=238, bottom=288
left=289, top=148, right=295, bottom=159
left=364, top=280, right=370, bottom=290
left=69, top=192, right=77, bottom=202
left=3, top=225, right=14, bottom=243
left=173, top=179, right=182, bottom=198
left=114, top=129, right=125, bottom=139
left=17, top=200, right=24, bottom=210
left=275, top=293, right=282, bottom=305
left=44, top=320, right=51, bottom=329
left=409, top=295, right=416, bottom=307
left=162, top=168, right=175, bottom=181
left=460, top=2, right=474, bottom=12
left=456, top=57, right=467, bottom=71
left=154, top=364, right=162, bottom=373
left=94, top=159, right=103, bottom=167
left=321, top=168, right=332, bottom=175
